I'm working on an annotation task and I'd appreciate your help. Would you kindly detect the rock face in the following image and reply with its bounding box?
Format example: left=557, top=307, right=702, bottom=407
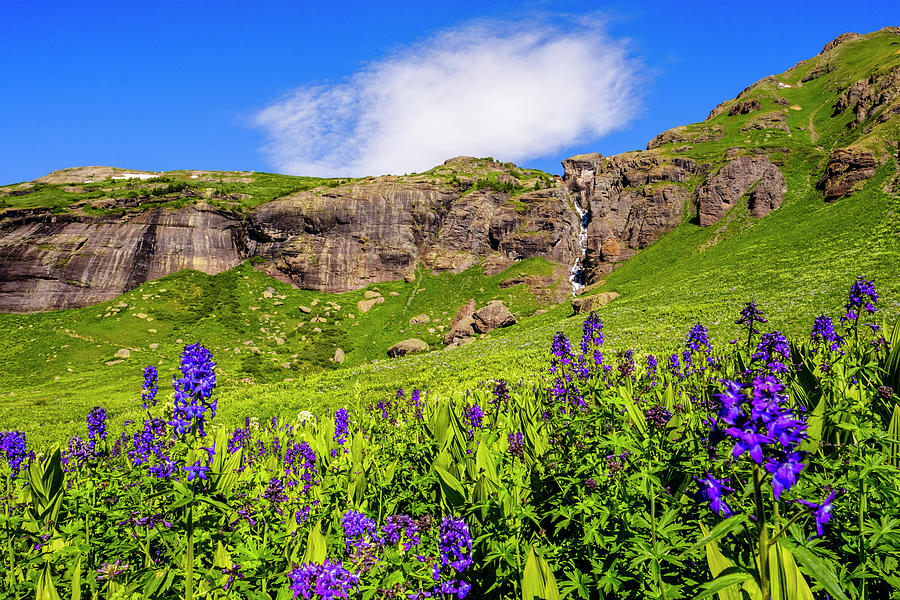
left=817, top=148, right=879, bottom=200
left=0, top=205, right=243, bottom=312
left=472, top=300, right=516, bottom=333
left=244, top=178, right=581, bottom=294
left=571, top=291, right=619, bottom=314
left=697, top=156, right=787, bottom=226
left=562, top=152, right=696, bottom=278
left=387, top=338, right=429, bottom=358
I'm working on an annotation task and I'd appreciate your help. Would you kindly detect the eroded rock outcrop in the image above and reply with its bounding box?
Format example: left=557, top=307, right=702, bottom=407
left=697, top=156, right=786, bottom=226
left=817, top=147, right=879, bottom=200
left=562, top=152, right=696, bottom=278
left=834, top=66, right=900, bottom=126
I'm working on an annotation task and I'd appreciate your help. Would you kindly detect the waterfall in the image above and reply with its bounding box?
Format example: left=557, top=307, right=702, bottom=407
left=569, top=200, right=590, bottom=295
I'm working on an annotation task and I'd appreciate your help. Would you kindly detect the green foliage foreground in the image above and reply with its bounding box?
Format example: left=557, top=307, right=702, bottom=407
left=1, top=277, right=899, bottom=599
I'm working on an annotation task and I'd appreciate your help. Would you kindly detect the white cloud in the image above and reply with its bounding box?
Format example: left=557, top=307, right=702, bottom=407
left=254, top=18, right=641, bottom=177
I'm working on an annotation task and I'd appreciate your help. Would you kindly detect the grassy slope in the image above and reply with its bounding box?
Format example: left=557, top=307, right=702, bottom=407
left=2, top=32, right=899, bottom=448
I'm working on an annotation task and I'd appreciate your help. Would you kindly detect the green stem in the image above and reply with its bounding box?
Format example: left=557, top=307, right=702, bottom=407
left=859, top=447, right=867, bottom=599
left=752, top=464, right=770, bottom=600
left=186, top=504, right=194, bottom=600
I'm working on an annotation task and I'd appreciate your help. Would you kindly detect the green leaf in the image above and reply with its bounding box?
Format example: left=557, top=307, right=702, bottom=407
left=303, top=521, right=327, bottom=564
left=784, top=542, right=850, bottom=600
left=70, top=557, right=82, bottom=600
left=696, top=567, right=755, bottom=600
left=682, top=516, right=748, bottom=558
left=36, top=561, right=62, bottom=600
left=522, top=546, right=560, bottom=600
left=888, top=403, right=900, bottom=469
left=767, top=540, right=813, bottom=600
left=433, top=464, right=465, bottom=509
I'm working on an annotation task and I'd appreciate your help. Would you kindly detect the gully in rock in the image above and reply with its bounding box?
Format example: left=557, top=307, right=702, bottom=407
left=569, top=200, right=591, bottom=294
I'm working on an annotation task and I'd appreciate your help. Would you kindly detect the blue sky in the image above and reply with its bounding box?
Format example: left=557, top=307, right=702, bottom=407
left=2, top=1, right=898, bottom=184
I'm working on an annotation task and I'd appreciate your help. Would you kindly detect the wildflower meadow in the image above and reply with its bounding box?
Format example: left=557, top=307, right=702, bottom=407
left=1, top=276, right=899, bottom=599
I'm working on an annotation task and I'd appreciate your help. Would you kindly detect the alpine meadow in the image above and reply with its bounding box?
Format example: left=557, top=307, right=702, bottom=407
left=2, top=22, right=900, bottom=600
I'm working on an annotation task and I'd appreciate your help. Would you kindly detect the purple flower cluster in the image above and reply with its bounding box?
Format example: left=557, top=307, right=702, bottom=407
left=433, top=516, right=472, bottom=597
left=797, top=491, right=837, bottom=536
left=581, top=312, right=604, bottom=354
left=183, top=459, right=210, bottom=482
left=129, top=417, right=169, bottom=468
left=228, top=425, right=251, bottom=453
left=735, top=301, right=768, bottom=336
left=170, top=344, right=217, bottom=436
left=289, top=559, right=359, bottom=599
left=262, top=477, right=288, bottom=506
left=342, top=510, right=380, bottom=552
left=410, top=388, right=423, bottom=420
left=644, top=404, right=672, bottom=429
left=700, top=375, right=812, bottom=519
left=752, top=331, right=791, bottom=375
left=464, top=404, right=483, bottom=439
left=333, top=408, right=349, bottom=447
left=61, top=435, right=93, bottom=470
left=285, top=441, right=317, bottom=492
left=507, top=432, right=524, bottom=461
left=141, top=365, right=158, bottom=409
left=0, top=431, right=28, bottom=475
left=87, top=406, right=108, bottom=443
left=491, top=379, right=510, bottom=409
left=645, top=354, right=658, bottom=387
left=382, top=514, right=421, bottom=551
left=811, top=315, right=843, bottom=352
left=842, top=276, right=878, bottom=324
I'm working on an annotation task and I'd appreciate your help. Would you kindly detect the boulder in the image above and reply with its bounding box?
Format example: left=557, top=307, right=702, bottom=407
left=363, top=290, right=381, bottom=299
left=697, top=156, right=786, bottom=226
left=357, top=296, right=385, bottom=313
left=387, top=338, right=429, bottom=358
left=817, top=147, right=878, bottom=200
left=443, top=300, right=477, bottom=344
left=409, top=313, right=430, bottom=325
left=114, top=348, right=131, bottom=359
left=298, top=305, right=311, bottom=314
left=333, top=348, right=345, bottom=363
left=472, top=300, right=516, bottom=333
left=571, top=292, right=619, bottom=314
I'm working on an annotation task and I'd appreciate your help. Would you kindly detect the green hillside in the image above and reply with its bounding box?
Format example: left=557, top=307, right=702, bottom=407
left=1, top=30, right=899, bottom=448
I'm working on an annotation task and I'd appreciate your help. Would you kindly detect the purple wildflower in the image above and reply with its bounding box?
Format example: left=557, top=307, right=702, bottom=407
left=696, top=474, right=734, bottom=517
left=141, top=365, right=159, bottom=409
left=288, top=560, right=359, bottom=599
left=798, top=491, right=836, bottom=537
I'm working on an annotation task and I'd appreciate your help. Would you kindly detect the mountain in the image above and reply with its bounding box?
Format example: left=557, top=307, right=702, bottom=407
left=2, top=28, right=899, bottom=315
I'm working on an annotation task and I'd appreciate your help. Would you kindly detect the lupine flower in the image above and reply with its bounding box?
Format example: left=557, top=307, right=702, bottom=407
left=735, top=301, right=767, bottom=335
left=438, top=516, right=473, bottom=573
left=228, top=426, right=251, bottom=453
left=170, top=344, right=217, bottom=436
left=645, top=354, right=658, bottom=387
left=842, top=276, right=878, bottom=323
left=333, top=408, right=349, bottom=447
left=669, top=353, right=683, bottom=379
left=752, top=331, right=791, bottom=374
left=645, top=404, right=672, bottom=428
left=811, top=315, right=843, bottom=351
left=686, top=323, right=713, bottom=357
left=382, top=514, right=421, bottom=551
left=617, top=350, right=635, bottom=380
left=87, top=406, right=108, bottom=442
left=183, top=459, right=210, bottom=482
left=765, top=453, right=806, bottom=499
left=96, top=559, right=129, bottom=581
left=222, top=563, right=245, bottom=591
left=696, top=474, right=734, bottom=517
left=342, top=510, right=380, bottom=551
left=491, top=379, right=510, bottom=407
left=289, top=559, right=359, bottom=599
left=581, top=312, right=604, bottom=354
left=798, top=491, right=836, bottom=537
left=285, top=441, right=318, bottom=492
left=549, top=332, right=572, bottom=374
left=141, top=365, right=159, bottom=409
left=507, top=432, right=525, bottom=461
left=0, top=431, right=29, bottom=475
